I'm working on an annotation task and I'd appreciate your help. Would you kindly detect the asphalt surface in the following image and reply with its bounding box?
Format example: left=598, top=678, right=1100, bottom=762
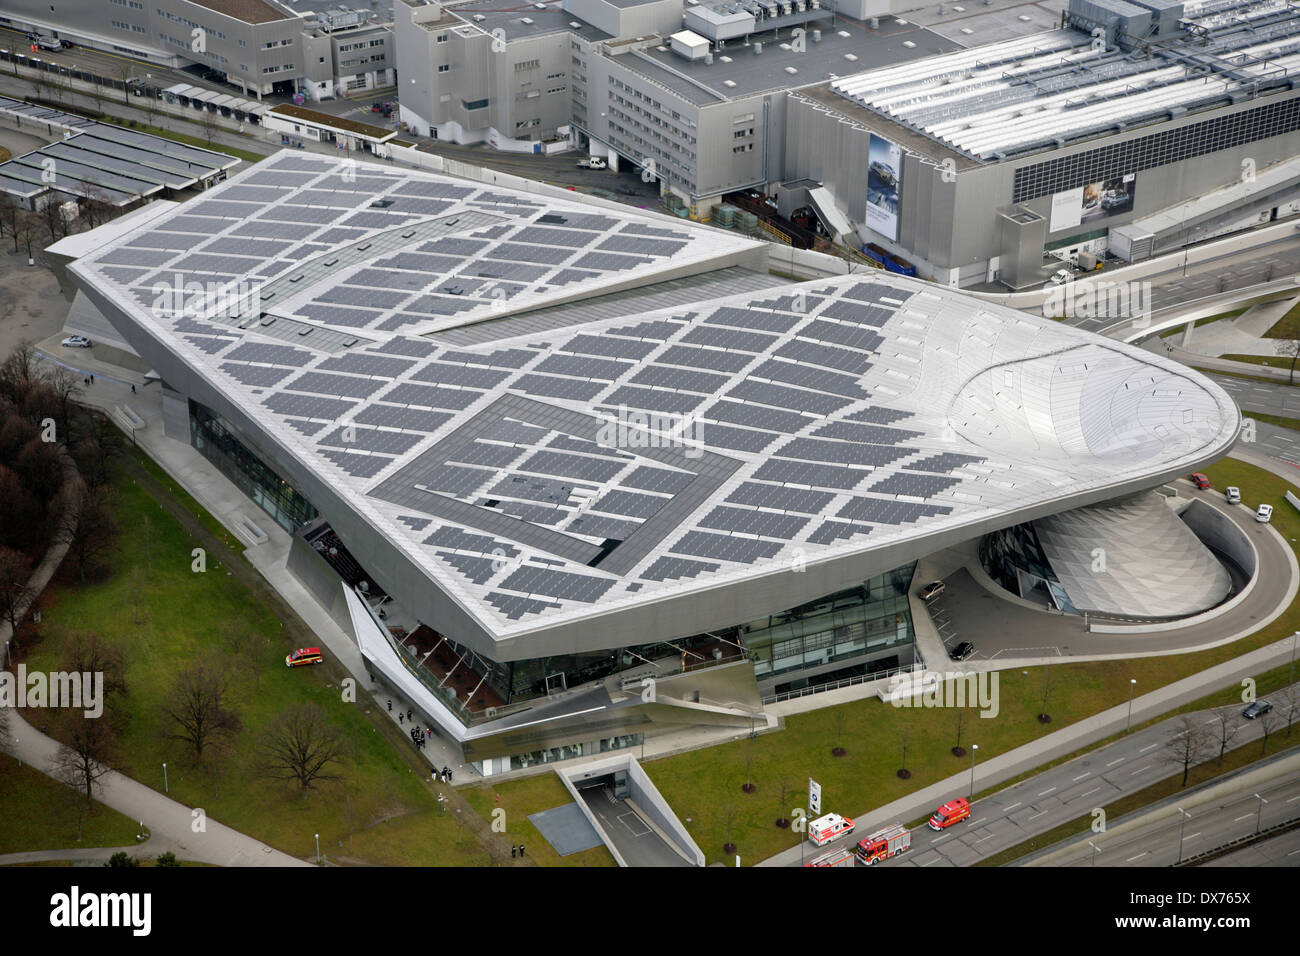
left=576, top=784, right=692, bottom=867
left=868, top=688, right=1300, bottom=868
left=1030, top=761, right=1300, bottom=867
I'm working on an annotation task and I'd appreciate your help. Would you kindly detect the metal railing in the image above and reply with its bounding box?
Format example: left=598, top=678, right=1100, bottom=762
left=761, top=661, right=924, bottom=705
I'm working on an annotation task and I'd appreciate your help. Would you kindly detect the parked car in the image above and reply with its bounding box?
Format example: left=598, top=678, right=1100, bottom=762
left=576, top=157, right=607, bottom=170
left=949, top=641, right=975, bottom=662
left=928, top=798, right=971, bottom=831
left=285, top=647, right=324, bottom=668
left=1256, top=503, right=1274, bottom=523
left=1242, top=700, right=1273, bottom=719
left=1190, top=472, right=1210, bottom=489
left=1047, top=268, right=1073, bottom=285
left=60, top=335, right=91, bottom=348
left=1225, top=486, right=1241, bottom=504
left=920, top=580, right=946, bottom=601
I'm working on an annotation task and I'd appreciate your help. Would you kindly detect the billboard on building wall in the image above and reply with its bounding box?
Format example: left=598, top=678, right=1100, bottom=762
left=1049, top=173, right=1137, bottom=232
left=865, top=133, right=902, bottom=241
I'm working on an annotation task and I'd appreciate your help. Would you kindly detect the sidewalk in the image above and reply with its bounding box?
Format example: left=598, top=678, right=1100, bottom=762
left=4, top=708, right=306, bottom=867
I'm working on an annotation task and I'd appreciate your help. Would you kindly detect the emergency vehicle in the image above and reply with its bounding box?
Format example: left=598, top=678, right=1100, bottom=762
left=928, top=797, right=971, bottom=830
left=804, top=846, right=856, bottom=867
left=285, top=647, right=324, bottom=667
left=808, top=812, right=856, bottom=846
left=855, top=823, right=911, bottom=864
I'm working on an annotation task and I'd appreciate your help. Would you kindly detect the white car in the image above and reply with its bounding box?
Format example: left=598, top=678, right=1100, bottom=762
left=60, top=335, right=91, bottom=348
left=576, top=157, right=607, bottom=170
left=1047, top=268, right=1072, bottom=285
left=1225, top=486, right=1241, bottom=504
left=1256, top=504, right=1273, bottom=523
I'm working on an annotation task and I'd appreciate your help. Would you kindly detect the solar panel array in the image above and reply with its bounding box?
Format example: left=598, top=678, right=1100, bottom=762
left=72, top=149, right=1238, bottom=640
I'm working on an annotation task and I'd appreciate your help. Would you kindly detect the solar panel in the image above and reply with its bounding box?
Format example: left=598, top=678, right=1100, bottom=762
left=726, top=482, right=834, bottom=514
left=499, top=566, right=614, bottom=604
left=836, top=497, right=953, bottom=524
left=320, top=448, right=392, bottom=478
left=450, top=441, right=524, bottom=468
left=572, top=251, right=650, bottom=272
left=535, top=354, right=628, bottom=381
left=904, top=453, right=985, bottom=472
left=705, top=306, right=800, bottom=334
left=263, top=392, right=356, bottom=419
left=422, top=463, right=493, bottom=497
left=807, top=521, right=874, bottom=545
left=319, top=426, right=424, bottom=456
left=776, top=339, right=875, bottom=375
left=564, top=334, right=657, bottom=361
left=383, top=382, right=483, bottom=410
left=288, top=371, right=387, bottom=399
left=592, top=490, right=667, bottom=520
left=812, top=421, right=923, bottom=444
left=752, top=459, right=865, bottom=489
left=424, top=526, right=519, bottom=557
left=656, top=344, right=752, bottom=374
left=681, top=325, right=776, bottom=354
left=706, top=400, right=812, bottom=434
left=514, top=374, right=605, bottom=402
left=486, top=592, right=561, bottom=620
left=868, top=473, right=961, bottom=498
left=727, top=380, right=851, bottom=417
left=318, top=353, right=418, bottom=377
left=520, top=450, right=623, bottom=483
left=630, top=365, right=729, bottom=394
left=622, top=466, right=693, bottom=495
left=372, top=337, right=439, bottom=358
left=699, top=506, right=809, bottom=540
left=413, top=363, right=512, bottom=389
left=641, top=556, right=720, bottom=581
left=751, top=358, right=868, bottom=399
left=668, top=531, right=782, bottom=565
left=697, top=423, right=778, bottom=454
left=596, top=235, right=686, bottom=257
left=225, top=342, right=315, bottom=366
left=436, top=551, right=497, bottom=585
left=566, top=514, right=640, bottom=540
left=219, top=363, right=292, bottom=388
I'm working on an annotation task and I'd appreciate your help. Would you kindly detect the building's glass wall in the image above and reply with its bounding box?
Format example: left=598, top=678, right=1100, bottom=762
left=509, top=733, right=643, bottom=771
left=189, top=400, right=316, bottom=533
left=741, top=565, right=917, bottom=681
left=980, top=524, right=1077, bottom=613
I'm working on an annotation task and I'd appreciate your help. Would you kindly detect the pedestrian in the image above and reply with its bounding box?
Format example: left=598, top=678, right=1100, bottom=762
left=447, top=767, right=454, bottom=782
left=387, top=699, right=392, bottom=711
left=399, top=713, right=404, bottom=725
left=406, top=709, right=413, bottom=721
left=511, top=845, right=517, bottom=858
left=89, top=374, right=94, bottom=383
left=425, top=728, right=431, bottom=739
left=131, top=384, right=136, bottom=393
left=519, top=843, right=525, bottom=857
left=83, top=377, right=89, bottom=386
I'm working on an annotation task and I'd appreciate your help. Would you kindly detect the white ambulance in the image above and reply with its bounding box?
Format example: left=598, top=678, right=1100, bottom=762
left=808, top=812, right=856, bottom=846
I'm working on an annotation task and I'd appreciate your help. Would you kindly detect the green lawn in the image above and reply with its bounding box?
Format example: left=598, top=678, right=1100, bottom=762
left=1217, top=353, right=1299, bottom=380
left=1193, top=367, right=1299, bottom=387
left=1265, top=299, right=1300, bottom=340
left=16, top=467, right=490, bottom=866
left=462, top=773, right=616, bottom=867
left=0, top=753, right=142, bottom=854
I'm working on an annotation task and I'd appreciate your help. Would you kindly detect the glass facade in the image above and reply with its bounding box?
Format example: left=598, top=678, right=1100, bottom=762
left=508, top=733, right=643, bottom=771
left=189, top=400, right=317, bottom=533
left=741, top=565, right=917, bottom=681
left=980, top=524, right=1077, bottom=613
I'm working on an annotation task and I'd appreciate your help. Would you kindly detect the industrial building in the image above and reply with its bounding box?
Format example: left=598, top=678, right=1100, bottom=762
left=0, top=0, right=394, bottom=101
left=56, top=152, right=1239, bottom=773
left=785, top=0, right=1300, bottom=286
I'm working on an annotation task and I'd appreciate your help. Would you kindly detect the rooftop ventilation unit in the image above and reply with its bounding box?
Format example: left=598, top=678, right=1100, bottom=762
left=521, top=16, right=534, bottom=24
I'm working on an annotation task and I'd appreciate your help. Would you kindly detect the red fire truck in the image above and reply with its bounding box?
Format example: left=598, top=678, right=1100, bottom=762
left=928, top=797, right=971, bottom=831
left=804, top=846, right=856, bottom=867
left=855, top=823, right=912, bottom=864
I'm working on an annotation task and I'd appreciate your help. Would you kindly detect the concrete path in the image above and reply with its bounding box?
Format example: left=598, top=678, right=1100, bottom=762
left=0, top=835, right=185, bottom=867
left=5, top=708, right=307, bottom=866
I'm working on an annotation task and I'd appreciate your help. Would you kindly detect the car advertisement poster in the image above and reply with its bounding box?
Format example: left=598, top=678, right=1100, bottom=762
left=866, top=133, right=902, bottom=241
left=1048, top=173, right=1137, bottom=232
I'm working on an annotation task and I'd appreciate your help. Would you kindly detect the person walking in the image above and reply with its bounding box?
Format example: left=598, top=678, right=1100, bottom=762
left=387, top=699, right=392, bottom=711
left=398, top=713, right=405, bottom=725
left=511, top=845, right=517, bottom=859
left=519, top=843, right=525, bottom=857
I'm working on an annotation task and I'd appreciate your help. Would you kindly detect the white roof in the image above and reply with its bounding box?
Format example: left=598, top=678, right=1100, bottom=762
left=67, top=151, right=1239, bottom=648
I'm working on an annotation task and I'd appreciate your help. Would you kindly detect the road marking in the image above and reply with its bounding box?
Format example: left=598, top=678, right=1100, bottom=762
left=921, top=856, right=942, bottom=866
left=1126, top=852, right=1148, bottom=863
left=1078, top=786, right=1103, bottom=800
left=1026, top=810, right=1049, bottom=821
left=1003, top=802, right=1022, bottom=812
left=1234, top=814, right=1254, bottom=822
left=1186, top=832, right=1200, bottom=841
left=1139, top=743, right=1160, bottom=753
left=1038, top=787, right=1057, bottom=796
left=1288, top=848, right=1300, bottom=857
left=1286, top=795, right=1300, bottom=804
left=1130, top=765, right=1152, bottom=776
left=1106, top=757, right=1125, bottom=767
left=974, top=833, right=998, bottom=844
left=1072, top=772, right=1090, bottom=782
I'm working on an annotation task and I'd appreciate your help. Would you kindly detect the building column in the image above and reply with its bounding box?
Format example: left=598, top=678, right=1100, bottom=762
left=1181, top=320, right=1195, bottom=348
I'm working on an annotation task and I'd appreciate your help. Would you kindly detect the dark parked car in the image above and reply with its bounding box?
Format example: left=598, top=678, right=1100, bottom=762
left=949, top=641, right=975, bottom=662
left=1242, top=700, right=1273, bottom=719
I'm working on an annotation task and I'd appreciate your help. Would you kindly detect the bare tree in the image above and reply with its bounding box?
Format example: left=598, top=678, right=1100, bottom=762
left=198, top=109, right=219, bottom=145
left=1277, top=339, right=1300, bottom=385
left=1209, top=706, right=1242, bottom=764
left=721, top=803, right=739, bottom=856
left=1278, top=685, right=1300, bottom=738
left=49, top=712, right=118, bottom=806
left=0, top=546, right=34, bottom=647
left=741, top=734, right=756, bottom=793
left=55, top=483, right=118, bottom=583
left=1161, top=715, right=1214, bottom=788
left=161, top=665, right=242, bottom=765
left=59, top=631, right=128, bottom=702
left=953, top=705, right=967, bottom=757
left=1038, top=668, right=1058, bottom=722
left=775, top=775, right=792, bottom=828
left=898, top=729, right=911, bottom=779
left=256, top=703, right=345, bottom=791
left=37, top=195, right=67, bottom=245
left=832, top=708, right=846, bottom=757
left=13, top=209, right=38, bottom=259
left=1256, top=709, right=1278, bottom=757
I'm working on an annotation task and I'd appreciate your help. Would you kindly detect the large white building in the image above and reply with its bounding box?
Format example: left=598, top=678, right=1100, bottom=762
left=58, top=151, right=1239, bottom=772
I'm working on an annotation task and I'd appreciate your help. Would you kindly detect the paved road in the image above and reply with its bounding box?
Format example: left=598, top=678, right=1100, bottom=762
left=871, top=688, right=1300, bottom=868
left=577, top=784, right=691, bottom=867
left=1204, top=820, right=1300, bottom=866
left=1026, top=757, right=1300, bottom=867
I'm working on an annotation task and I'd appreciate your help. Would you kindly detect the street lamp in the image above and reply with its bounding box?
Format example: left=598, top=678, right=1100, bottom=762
left=162, top=762, right=168, bottom=794
left=1289, top=631, right=1297, bottom=687
left=1126, top=679, right=1137, bottom=732
left=1176, top=807, right=1191, bottom=864
left=1087, top=839, right=1099, bottom=868
left=314, top=832, right=320, bottom=864
left=1254, top=793, right=1268, bottom=835
left=969, top=743, right=979, bottom=799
